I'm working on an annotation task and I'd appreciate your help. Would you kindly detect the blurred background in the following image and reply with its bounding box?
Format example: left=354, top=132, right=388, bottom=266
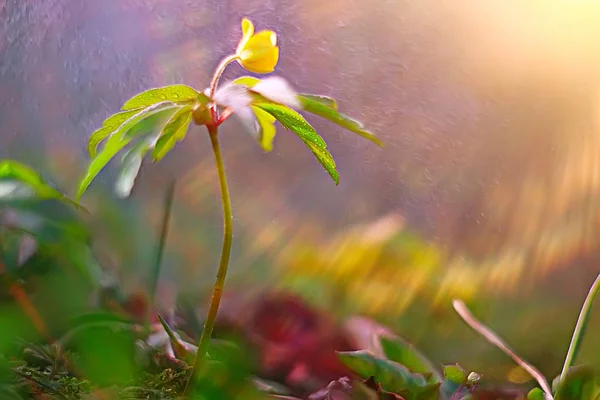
left=1, top=0, right=600, bottom=388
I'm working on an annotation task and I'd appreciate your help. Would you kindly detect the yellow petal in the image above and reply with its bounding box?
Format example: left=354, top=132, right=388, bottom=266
left=251, top=105, right=277, bottom=152
left=242, top=30, right=277, bottom=55
left=236, top=18, right=255, bottom=54
left=238, top=46, right=279, bottom=74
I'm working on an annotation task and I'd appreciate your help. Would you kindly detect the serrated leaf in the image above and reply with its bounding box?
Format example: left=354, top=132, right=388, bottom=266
left=121, top=84, right=205, bottom=111
left=380, top=337, right=442, bottom=382
left=114, top=138, right=152, bottom=199
left=298, top=93, right=383, bottom=147
left=0, top=160, right=79, bottom=208
left=152, top=105, right=193, bottom=162
left=527, top=388, right=547, bottom=400
left=337, top=350, right=437, bottom=397
left=399, top=381, right=441, bottom=400
left=443, top=364, right=467, bottom=385
left=254, top=103, right=327, bottom=147
left=300, top=94, right=338, bottom=110
left=251, top=105, right=276, bottom=152
left=77, top=104, right=180, bottom=200
left=254, top=102, right=339, bottom=184
left=88, top=109, right=140, bottom=158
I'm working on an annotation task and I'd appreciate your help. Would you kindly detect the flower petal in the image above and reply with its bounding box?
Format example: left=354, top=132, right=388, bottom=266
left=213, top=82, right=260, bottom=135
left=236, top=18, right=255, bottom=54
left=251, top=76, right=301, bottom=109
left=212, top=82, right=253, bottom=110
left=240, top=30, right=277, bottom=59
left=251, top=105, right=277, bottom=152
left=238, top=46, right=279, bottom=74
left=235, top=105, right=261, bottom=138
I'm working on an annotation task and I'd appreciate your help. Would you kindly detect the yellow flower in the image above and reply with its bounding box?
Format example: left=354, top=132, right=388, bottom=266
left=235, top=18, right=279, bottom=74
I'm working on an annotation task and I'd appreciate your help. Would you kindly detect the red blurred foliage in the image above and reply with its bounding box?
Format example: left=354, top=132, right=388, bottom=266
left=217, top=292, right=357, bottom=394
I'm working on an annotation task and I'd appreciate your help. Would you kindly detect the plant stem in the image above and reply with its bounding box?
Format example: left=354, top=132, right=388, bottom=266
left=452, top=300, right=553, bottom=399
left=209, top=54, right=239, bottom=99
left=184, top=125, right=233, bottom=395
left=559, top=273, right=600, bottom=383
left=147, top=178, right=176, bottom=327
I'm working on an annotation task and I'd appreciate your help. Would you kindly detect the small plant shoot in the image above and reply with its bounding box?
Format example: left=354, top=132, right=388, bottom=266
left=75, top=17, right=382, bottom=394
left=2, top=7, right=600, bottom=400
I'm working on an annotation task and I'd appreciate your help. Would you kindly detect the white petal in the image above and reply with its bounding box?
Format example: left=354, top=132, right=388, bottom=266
left=214, top=82, right=261, bottom=137
left=212, top=82, right=253, bottom=110
left=234, top=105, right=261, bottom=138
left=251, top=76, right=301, bottom=109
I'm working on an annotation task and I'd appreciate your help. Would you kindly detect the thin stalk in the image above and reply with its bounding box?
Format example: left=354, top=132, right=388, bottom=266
left=205, top=54, right=239, bottom=127
left=452, top=300, right=553, bottom=399
left=559, top=273, right=600, bottom=383
left=147, top=178, right=176, bottom=327
left=208, top=54, right=239, bottom=99
left=184, top=125, right=233, bottom=395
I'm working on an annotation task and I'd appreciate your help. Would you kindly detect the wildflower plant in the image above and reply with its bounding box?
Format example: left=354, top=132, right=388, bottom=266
left=75, top=17, right=382, bottom=393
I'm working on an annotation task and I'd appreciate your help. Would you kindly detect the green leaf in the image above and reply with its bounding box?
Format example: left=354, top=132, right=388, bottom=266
left=298, top=93, right=383, bottom=147
left=114, top=138, right=152, bottom=199
left=121, top=84, right=205, bottom=111
left=527, top=388, right=547, bottom=400
left=399, top=382, right=441, bottom=400
left=251, top=105, right=277, bottom=152
left=233, top=76, right=260, bottom=88
left=554, top=365, right=600, bottom=400
left=443, top=364, right=468, bottom=385
left=65, top=323, right=137, bottom=386
left=254, top=102, right=339, bottom=184
left=380, top=337, right=442, bottom=382
left=88, top=109, right=140, bottom=158
left=0, top=384, right=24, bottom=400
left=0, top=160, right=79, bottom=208
left=300, top=94, right=338, bottom=110
left=77, top=104, right=180, bottom=200
left=337, top=350, right=436, bottom=396
left=152, top=105, right=193, bottom=162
